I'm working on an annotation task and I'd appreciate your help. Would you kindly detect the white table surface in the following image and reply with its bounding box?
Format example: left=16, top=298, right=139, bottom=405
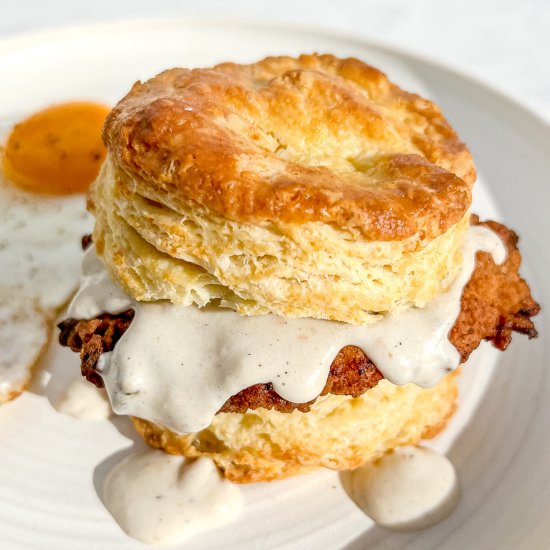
left=2, top=0, right=549, bottom=123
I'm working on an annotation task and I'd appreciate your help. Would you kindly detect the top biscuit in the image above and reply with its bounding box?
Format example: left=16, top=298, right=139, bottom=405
left=104, top=54, right=474, bottom=242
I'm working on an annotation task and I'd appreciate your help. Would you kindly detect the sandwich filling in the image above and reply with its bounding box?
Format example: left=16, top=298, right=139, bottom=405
left=59, top=219, right=538, bottom=435
left=57, top=55, right=539, bottom=442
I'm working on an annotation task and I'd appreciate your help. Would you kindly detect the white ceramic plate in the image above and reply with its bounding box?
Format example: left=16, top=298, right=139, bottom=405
left=0, top=19, right=548, bottom=550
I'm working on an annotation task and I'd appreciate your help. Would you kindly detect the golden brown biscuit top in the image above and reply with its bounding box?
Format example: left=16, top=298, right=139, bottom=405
left=104, top=54, right=474, bottom=240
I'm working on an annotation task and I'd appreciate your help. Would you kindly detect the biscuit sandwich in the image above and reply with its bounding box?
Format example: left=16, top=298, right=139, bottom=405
left=59, top=54, right=539, bottom=483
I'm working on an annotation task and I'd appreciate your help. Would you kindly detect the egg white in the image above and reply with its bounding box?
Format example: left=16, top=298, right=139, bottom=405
left=0, top=165, right=92, bottom=402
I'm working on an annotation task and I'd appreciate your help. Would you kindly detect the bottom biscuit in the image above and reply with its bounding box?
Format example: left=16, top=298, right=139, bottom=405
left=132, top=372, right=458, bottom=483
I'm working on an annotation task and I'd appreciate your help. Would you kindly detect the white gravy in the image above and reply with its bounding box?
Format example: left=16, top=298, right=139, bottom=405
left=103, top=450, right=243, bottom=545
left=68, top=226, right=505, bottom=434
left=344, top=446, right=459, bottom=530
left=53, top=378, right=111, bottom=421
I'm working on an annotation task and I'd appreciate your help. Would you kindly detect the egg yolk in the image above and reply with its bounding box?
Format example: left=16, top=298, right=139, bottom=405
left=2, top=102, right=110, bottom=195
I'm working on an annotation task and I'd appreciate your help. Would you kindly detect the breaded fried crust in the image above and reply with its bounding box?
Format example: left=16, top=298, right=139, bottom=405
left=58, top=219, right=538, bottom=414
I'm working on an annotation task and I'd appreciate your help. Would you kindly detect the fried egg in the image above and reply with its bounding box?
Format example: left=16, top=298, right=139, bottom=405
left=0, top=102, right=109, bottom=403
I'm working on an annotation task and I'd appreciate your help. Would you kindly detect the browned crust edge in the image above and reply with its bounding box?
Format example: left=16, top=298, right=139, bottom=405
left=103, top=54, right=474, bottom=241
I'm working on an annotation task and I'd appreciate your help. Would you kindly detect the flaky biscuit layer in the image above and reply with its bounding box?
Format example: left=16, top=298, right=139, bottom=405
left=91, top=157, right=468, bottom=323
left=94, top=54, right=476, bottom=321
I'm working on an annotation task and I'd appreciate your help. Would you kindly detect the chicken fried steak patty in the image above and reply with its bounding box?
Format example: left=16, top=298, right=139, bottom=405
left=59, top=218, right=539, bottom=414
